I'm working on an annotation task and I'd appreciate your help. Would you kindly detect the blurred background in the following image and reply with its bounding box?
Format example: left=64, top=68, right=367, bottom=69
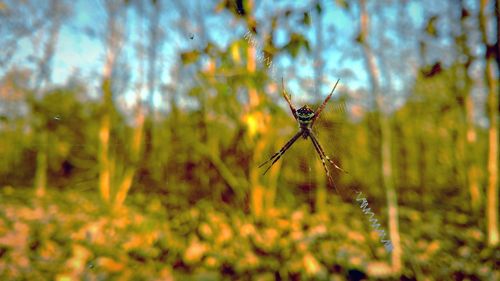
left=0, top=0, right=498, bottom=280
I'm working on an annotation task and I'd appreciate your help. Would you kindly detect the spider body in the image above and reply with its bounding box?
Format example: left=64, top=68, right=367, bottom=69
left=297, top=105, right=315, bottom=128
left=259, top=78, right=346, bottom=186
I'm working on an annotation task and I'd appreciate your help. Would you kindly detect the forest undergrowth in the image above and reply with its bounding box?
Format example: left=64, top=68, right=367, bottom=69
left=0, top=187, right=497, bottom=281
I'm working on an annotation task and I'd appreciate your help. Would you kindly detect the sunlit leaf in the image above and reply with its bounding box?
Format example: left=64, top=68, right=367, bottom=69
left=303, top=252, right=323, bottom=275
left=180, top=50, right=200, bottom=65
left=425, top=15, right=438, bottom=37
left=366, top=261, right=392, bottom=278
left=97, top=257, right=125, bottom=272
left=184, top=238, right=208, bottom=264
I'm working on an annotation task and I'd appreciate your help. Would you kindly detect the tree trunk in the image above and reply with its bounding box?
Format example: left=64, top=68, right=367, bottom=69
left=479, top=0, right=499, bottom=247
left=359, top=0, right=402, bottom=274
left=33, top=0, right=62, bottom=197
left=457, top=0, right=482, bottom=212
left=113, top=1, right=164, bottom=210
left=465, top=93, right=481, bottom=211
left=99, top=78, right=113, bottom=204
left=98, top=0, right=120, bottom=204
left=242, top=0, right=266, bottom=219
left=113, top=106, right=144, bottom=209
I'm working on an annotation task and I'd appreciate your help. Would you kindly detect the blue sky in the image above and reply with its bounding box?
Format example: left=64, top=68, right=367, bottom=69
left=6, top=0, right=429, bottom=111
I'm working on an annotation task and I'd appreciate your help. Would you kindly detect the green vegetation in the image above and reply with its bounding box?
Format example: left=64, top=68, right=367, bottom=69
left=1, top=188, right=496, bottom=280
left=0, top=0, right=498, bottom=280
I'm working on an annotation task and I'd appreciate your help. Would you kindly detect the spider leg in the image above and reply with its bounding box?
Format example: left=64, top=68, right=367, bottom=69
left=282, top=77, right=298, bottom=120
left=311, top=79, right=340, bottom=126
left=308, top=131, right=335, bottom=188
left=309, top=131, right=348, bottom=174
left=259, top=130, right=303, bottom=175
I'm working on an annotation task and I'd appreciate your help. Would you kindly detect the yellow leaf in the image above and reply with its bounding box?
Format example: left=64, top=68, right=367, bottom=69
left=347, top=230, right=366, bottom=242
left=426, top=240, right=440, bottom=256
left=198, top=223, right=213, bottom=239
left=40, top=241, right=59, bottom=260
left=123, top=235, right=144, bottom=250
left=303, top=252, right=322, bottom=275
left=184, top=239, right=207, bottom=264
left=55, top=274, right=73, bottom=281
left=244, top=113, right=259, bottom=137
left=231, top=42, right=241, bottom=63
left=367, top=261, right=392, bottom=278
left=97, top=257, right=124, bottom=272
left=68, top=245, right=91, bottom=272
left=240, top=223, right=256, bottom=237
left=216, top=224, right=233, bottom=245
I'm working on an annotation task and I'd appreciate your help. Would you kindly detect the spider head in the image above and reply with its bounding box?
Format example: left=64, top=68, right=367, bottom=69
left=297, top=105, right=315, bottom=127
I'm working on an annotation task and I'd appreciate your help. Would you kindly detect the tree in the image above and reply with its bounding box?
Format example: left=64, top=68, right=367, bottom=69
left=454, top=0, right=482, bottom=212
left=29, top=0, right=66, bottom=197
left=479, top=0, right=499, bottom=247
left=357, top=0, right=401, bottom=274
left=98, top=0, right=125, bottom=204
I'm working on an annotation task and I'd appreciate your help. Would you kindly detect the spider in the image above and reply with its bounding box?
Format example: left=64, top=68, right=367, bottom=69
left=259, top=78, right=347, bottom=185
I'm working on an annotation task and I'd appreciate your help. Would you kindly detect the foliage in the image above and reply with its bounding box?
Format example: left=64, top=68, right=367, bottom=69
left=1, top=188, right=496, bottom=280
left=0, top=0, right=498, bottom=279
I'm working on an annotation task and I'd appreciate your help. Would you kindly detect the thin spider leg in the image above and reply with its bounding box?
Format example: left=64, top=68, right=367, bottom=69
left=308, top=131, right=341, bottom=195
left=308, top=131, right=334, bottom=183
left=309, top=131, right=348, bottom=173
left=259, top=131, right=303, bottom=175
left=258, top=130, right=302, bottom=169
left=282, top=77, right=298, bottom=120
left=312, top=79, right=340, bottom=126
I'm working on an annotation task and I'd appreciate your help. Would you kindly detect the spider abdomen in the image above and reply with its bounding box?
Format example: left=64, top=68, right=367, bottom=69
left=297, top=105, right=315, bottom=128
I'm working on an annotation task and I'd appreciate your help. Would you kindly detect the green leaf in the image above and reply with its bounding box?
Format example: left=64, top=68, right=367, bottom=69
left=302, top=12, right=311, bottom=26
left=336, top=0, right=349, bottom=9
left=283, top=33, right=311, bottom=57
left=180, top=50, right=200, bottom=65
left=425, top=16, right=438, bottom=37
left=315, top=2, right=322, bottom=14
